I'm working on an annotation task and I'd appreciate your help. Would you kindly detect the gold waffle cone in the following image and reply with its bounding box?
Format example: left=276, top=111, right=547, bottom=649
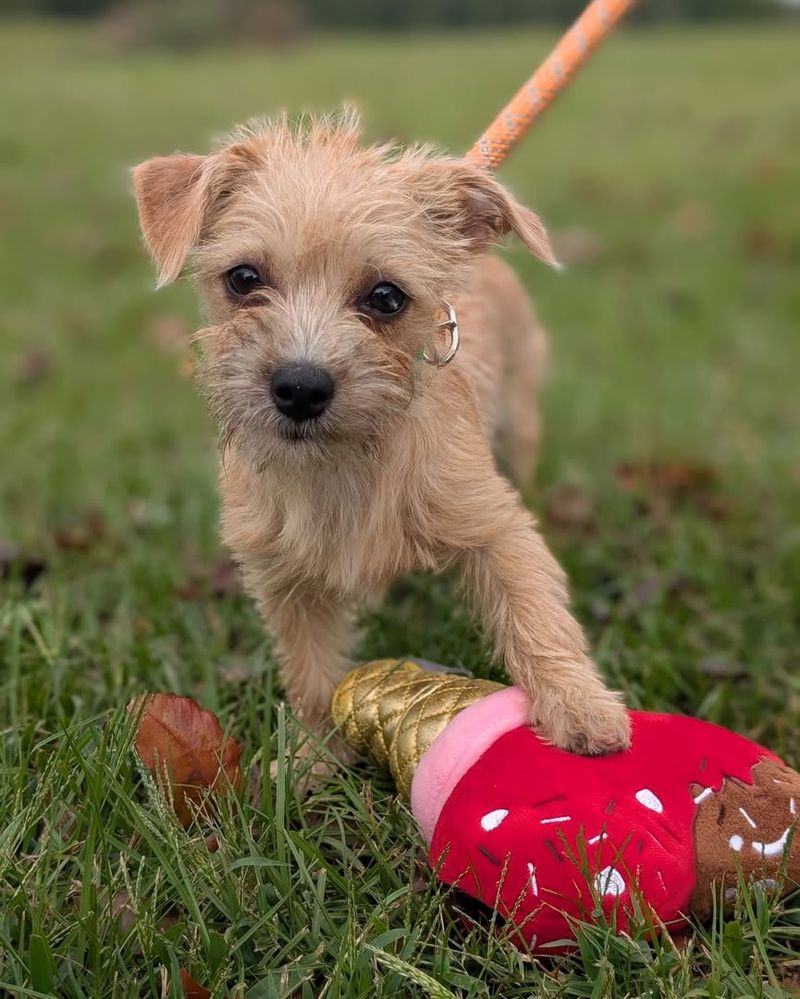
left=332, top=659, right=502, bottom=799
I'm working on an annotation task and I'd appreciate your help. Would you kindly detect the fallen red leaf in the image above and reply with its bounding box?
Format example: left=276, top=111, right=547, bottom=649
left=14, top=346, right=54, bottom=387
left=175, top=557, right=242, bottom=601
left=742, top=223, right=780, bottom=259
left=130, top=693, right=243, bottom=826
left=542, top=482, right=596, bottom=533
left=672, top=200, right=712, bottom=239
left=179, top=968, right=211, bottom=999
left=52, top=507, right=107, bottom=552
left=614, top=460, right=730, bottom=521
left=615, top=459, right=716, bottom=497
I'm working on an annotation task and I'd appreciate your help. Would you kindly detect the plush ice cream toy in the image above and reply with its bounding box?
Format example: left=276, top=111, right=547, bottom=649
left=332, top=659, right=800, bottom=952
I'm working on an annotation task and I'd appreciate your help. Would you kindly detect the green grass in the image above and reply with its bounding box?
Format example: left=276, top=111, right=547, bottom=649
left=2, top=18, right=800, bottom=998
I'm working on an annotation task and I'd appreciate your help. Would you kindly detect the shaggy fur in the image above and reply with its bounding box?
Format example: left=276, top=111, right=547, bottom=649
left=132, top=113, right=630, bottom=758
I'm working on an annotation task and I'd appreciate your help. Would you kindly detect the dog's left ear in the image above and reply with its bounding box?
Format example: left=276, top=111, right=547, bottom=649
left=410, top=159, right=560, bottom=269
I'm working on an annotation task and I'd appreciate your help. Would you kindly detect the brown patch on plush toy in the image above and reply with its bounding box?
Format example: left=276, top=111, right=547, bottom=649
left=690, top=758, right=800, bottom=918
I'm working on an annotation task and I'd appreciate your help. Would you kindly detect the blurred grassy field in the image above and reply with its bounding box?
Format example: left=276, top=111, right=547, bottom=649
left=1, top=19, right=799, bottom=998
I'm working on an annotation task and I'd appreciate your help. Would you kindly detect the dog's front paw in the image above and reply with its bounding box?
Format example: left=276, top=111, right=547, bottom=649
left=529, top=681, right=631, bottom=756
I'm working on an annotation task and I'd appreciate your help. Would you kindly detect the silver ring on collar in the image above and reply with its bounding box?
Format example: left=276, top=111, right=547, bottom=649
left=422, top=302, right=459, bottom=367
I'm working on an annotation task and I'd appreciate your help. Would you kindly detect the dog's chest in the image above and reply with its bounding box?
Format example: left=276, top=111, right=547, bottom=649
left=234, top=466, right=434, bottom=599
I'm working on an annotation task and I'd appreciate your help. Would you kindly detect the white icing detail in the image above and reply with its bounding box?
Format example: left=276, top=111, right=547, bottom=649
left=693, top=787, right=713, bottom=805
left=527, top=862, right=538, bottom=896
left=480, top=808, right=508, bottom=832
left=739, top=807, right=757, bottom=829
left=635, top=789, right=663, bottom=813
left=540, top=815, right=571, bottom=825
left=791, top=798, right=797, bottom=816
left=729, top=834, right=744, bottom=851
left=587, top=832, right=607, bottom=846
left=594, top=866, right=626, bottom=897
left=751, top=827, right=790, bottom=858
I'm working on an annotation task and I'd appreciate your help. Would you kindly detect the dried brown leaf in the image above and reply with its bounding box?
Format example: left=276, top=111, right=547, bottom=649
left=179, top=968, right=212, bottom=999
left=52, top=508, right=107, bottom=552
left=130, top=693, right=243, bottom=826
left=112, top=891, right=138, bottom=934
left=615, top=459, right=729, bottom=521
left=672, top=200, right=712, bottom=239
left=742, top=223, right=780, bottom=259
left=543, top=483, right=595, bottom=532
left=175, top=557, right=242, bottom=601
left=14, top=346, right=54, bottom=387
left=615, top=460, right=716, bottom=499
left=110, top=891, right=180, bottom=942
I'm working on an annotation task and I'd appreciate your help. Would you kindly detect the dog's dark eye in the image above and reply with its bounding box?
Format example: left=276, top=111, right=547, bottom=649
left=363, top=282, right=407, bottom=318
left=226, top=264, right=264, bottom=297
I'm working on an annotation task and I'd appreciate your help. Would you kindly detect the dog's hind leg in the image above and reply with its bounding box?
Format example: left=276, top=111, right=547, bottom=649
left=493, top=300, right=548, bottom=489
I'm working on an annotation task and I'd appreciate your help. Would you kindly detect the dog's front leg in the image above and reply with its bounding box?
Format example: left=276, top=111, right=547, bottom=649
left=256, top=581, right=357, bottom=765
left=457, top=489, right=630, bottom=755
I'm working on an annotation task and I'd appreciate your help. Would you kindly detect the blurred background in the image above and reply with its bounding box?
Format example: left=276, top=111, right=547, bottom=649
left=1, top=1, right=798, bottom=739
left=1, top=6, right=799, bottom=993
left=3, top=0, right=800, bottom=34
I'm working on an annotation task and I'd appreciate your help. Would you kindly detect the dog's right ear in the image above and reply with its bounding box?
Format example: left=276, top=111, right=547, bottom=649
left=132, top=153, right=210, bottom=287
left=398, top=156, right=560, bottom=270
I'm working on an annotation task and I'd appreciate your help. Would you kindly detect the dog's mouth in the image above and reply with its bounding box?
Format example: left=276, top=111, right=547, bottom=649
left=276, top=418, right=336, bottom=444
left=278, top=426, right=313, bottom=443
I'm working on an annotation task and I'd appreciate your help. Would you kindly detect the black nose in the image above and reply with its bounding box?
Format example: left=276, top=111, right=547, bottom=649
left=270, top=364, right=335, bottom=422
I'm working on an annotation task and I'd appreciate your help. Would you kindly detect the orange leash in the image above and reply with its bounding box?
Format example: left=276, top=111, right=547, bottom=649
left=466, top=0, right=638, bottom=171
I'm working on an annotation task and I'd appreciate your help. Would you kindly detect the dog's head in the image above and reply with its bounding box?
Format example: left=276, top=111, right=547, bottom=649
left=132, top=113, right=556, bottom=467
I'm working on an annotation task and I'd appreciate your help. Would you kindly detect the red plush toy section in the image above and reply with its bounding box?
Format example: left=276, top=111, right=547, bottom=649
left=429, top=711, right=777, bottom=951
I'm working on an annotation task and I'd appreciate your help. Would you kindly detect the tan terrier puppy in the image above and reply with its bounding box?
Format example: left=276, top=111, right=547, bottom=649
left=133, top=113, right=630, bottom=758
